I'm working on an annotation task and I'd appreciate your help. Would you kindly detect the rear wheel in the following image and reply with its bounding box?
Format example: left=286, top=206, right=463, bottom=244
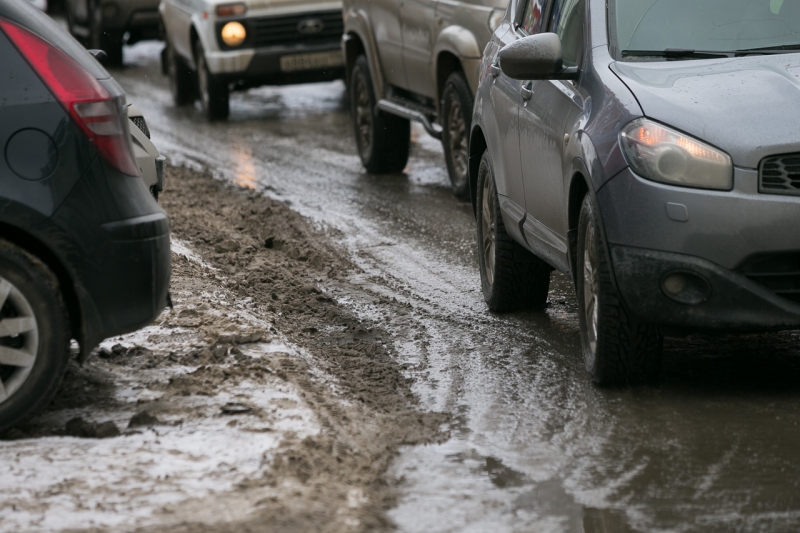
left=195, top=40, right=229, bottom=120
left=89, top=1, right=122, bottom=66
left=441, top=71, right=473, bottom=200
left=350, top=55, right=410, bottom=173
left=476, top=151, right=551, bottom=312
left=166, top=43, right=195, bottom=106
left=0, top=241, right=69, bottom=434
left=576, top=194, right=662, bottom=386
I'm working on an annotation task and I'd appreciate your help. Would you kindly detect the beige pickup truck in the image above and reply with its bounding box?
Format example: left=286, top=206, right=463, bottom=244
left=342, top=0, right=507, bottom=198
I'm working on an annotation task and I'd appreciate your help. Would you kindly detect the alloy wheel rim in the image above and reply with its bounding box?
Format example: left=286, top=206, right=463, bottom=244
left=447, top=99, right=468, bottom=183
left=481, top=172, right=496, bottom=286
left=583, top=223, right=599, bottom=355
left=0, top=277, right=39, bottom=404
left=354, top=72, right=372, bottom=156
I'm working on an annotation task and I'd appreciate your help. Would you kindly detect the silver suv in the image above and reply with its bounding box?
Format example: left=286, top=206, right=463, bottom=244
left=342, top=0, right=506, bottom=199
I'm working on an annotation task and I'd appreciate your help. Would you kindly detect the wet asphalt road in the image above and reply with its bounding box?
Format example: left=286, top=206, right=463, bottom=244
left=117, top=42, right=800, bottom=533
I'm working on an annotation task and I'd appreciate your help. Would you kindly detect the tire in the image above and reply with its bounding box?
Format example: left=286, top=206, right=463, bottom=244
left=195, top=40, right=229, bottom=121
left=475, top=151, right=551, bottom=312
left=0, top=240, right=69, bottom=434
left=89, top=2, right=122, bottom=67
left=576, top=194, right=662, bottom=386
left=349, top=55, right=410, bottom=174
left=441, top=71, right=473, bottom=201
left=166, top=44, right=195, bottom=106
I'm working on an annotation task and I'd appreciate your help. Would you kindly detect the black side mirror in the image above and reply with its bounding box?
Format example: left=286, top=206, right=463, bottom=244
left=498, top=33, right=578, bottom=80
left=87, top=49, right=108, bottom=65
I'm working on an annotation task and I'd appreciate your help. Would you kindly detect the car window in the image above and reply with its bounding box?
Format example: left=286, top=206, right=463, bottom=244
left=548, top=0, right=585, bottom=67
left=613, top=0, right=800, bottom=53
left=520, top=0, right=546, bottom=35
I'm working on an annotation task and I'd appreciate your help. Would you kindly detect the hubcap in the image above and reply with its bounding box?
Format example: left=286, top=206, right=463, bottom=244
left=0, top=278, right=39, bottom=404
left=582, top=223, right=599, bottom=355
left=353, top=72, right=373, bottom=156
left=481, top=171, right=497, bottom=286
left=447, top=99, right=468, bottom=184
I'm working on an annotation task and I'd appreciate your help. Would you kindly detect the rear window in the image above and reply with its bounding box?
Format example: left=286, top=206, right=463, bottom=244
left=612, top=0, right=800, bottom=53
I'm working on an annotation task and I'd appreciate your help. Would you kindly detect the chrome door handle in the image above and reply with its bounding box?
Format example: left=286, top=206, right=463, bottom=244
left=520, top=85, right=533, bottom=100
left=490, top=63, right=500, bottom=77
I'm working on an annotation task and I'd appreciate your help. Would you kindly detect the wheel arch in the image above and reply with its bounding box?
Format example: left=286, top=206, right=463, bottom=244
left=468, top=124, right=488, bottom=217
left=567, top=166, right=591, bottom=283
left=0, top=223, right=82, bottom=350
left=343, top=9, right=384, bottom=98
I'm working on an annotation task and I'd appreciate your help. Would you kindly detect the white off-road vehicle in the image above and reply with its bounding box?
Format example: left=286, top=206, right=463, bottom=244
left=160, top=0, right=345, bottom=120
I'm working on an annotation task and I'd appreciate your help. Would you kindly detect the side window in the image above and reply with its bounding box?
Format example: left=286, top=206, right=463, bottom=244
left=548, top=0, right=585, bottom=67
left=520, top=0, right=546, bottom=35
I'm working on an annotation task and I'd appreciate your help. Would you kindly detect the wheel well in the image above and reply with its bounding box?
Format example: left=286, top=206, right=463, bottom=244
left=344, top=32, right=365, bottom=85
left=0, top=223, right=81, bottom=343
left=189, top=25, right=200, bottom=66
left=468, top=125, right=487, bottom=216
left=436, top=52, right=462, bottom=103
left=568, top=172, right=590, bottom=281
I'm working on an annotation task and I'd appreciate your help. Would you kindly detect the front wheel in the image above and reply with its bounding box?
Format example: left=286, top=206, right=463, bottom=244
left=576, top=194, right=662, bottom=386
left=0, top=241, right=70, bottom=434
left=349, top=55, right=410, bottom=173
left=195, top=41, right=229, bottom=120
left=475, top=151, right=551, bottom=312
left=441, top=72, right=473, bottom=201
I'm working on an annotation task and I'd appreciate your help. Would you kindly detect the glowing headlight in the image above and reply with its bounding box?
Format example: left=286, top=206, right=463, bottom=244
left=619, top=118, right=732, bottom=190
left=221, top=21, right=246, bottom=47
left=488, top=9, right=504, bottom=31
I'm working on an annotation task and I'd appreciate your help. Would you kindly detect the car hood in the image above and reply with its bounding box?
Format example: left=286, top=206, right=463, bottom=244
left=611, top=55, right=800, bottom=169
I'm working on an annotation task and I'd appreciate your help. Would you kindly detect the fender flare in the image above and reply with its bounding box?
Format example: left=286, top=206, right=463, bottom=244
left=343, top=7, right=385, bottom=99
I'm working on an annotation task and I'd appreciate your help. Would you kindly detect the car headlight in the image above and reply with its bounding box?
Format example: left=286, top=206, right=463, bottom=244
left=619, top=118, right=732, bottom=190
left=220, top=21, right=246, bottom=47
left=488, top=9, right=504, bottom=31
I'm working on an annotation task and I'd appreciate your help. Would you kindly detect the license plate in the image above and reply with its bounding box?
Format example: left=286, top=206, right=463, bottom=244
left=279, top=51, right=344, bottom=72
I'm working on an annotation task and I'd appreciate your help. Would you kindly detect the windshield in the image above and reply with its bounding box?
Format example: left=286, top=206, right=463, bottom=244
left=613, top=0, right=800, bottom=54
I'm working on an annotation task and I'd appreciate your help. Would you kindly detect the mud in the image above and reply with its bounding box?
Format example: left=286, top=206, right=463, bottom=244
left=0, top=164, right=447, bottom=533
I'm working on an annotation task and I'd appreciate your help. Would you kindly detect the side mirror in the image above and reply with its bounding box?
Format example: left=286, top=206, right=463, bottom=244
left=498, top=33, right=578, bottom=80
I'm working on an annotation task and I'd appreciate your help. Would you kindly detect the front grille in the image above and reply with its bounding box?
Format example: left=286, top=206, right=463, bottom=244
left=759, top=154, right=800, bottom=196
left=739, top=252, right=800, bottom=304
left=250, top=11, right=343, bottom=48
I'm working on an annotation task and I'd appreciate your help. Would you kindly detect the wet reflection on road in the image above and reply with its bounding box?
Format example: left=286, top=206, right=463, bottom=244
left=117, top=42, right=800, bottom=532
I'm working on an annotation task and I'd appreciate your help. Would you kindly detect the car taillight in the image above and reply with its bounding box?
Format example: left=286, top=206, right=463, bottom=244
left=0, top=18, right=139, bottom=177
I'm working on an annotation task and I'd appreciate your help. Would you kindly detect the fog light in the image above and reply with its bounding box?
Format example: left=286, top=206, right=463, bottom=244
left=660, top=271, right=711, bottom=305
left=221, top=21, right=246, bottom=47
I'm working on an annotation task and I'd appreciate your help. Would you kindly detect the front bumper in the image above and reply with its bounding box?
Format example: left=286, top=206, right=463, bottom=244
left=206, top=42, right=344, bottom=87
left=598, top=167, right=800, bottom=331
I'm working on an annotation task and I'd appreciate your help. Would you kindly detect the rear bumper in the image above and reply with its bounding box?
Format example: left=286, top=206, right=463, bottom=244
left=49, top=157, right=171, bottom=354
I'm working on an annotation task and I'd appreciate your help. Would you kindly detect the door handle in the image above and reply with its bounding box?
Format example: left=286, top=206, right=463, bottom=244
left=490, top=62, right=500, bottom=77
left=520, top=84, right=533, bottom=101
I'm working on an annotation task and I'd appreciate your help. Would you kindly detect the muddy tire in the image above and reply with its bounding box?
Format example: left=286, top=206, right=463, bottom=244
left=441, top=71, right=472, bottom=201
left=476, top=152, right=551, bottom=312
left=0, top=241, right=69, bottom=435
left=166, top=43, right=194, bottom=106
left=576, top=194, right=662, bottom=386
left=195, top=40, right=229, bottom=121
left=89, top=2, right=122, bottom=67
left=350, top=55, right=410, bottom=174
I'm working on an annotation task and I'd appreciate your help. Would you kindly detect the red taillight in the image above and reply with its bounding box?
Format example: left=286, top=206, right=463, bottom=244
left=0, top=18, right=139, bottom=177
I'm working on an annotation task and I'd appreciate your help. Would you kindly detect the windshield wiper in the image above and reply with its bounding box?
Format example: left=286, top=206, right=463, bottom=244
left=734, top=44, right=800, bottom=55
left=622, top=49, right=733, bottom=60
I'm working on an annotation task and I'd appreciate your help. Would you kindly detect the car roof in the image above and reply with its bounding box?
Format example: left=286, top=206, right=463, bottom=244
left=0, top=0, right=110, bottom=80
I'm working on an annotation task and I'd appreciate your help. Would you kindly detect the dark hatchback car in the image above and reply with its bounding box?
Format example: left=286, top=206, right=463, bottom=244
left=470, top=0, right=800, bottom=385
left=0, top=0, right=170, bottom=432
